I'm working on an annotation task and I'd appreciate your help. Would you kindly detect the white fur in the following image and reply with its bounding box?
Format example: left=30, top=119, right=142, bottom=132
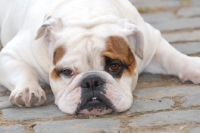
left=0, top=0, right=200, bottom=115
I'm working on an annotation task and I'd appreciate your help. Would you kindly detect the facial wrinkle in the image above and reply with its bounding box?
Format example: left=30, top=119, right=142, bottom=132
left=86, top=38, right=94, bottom=69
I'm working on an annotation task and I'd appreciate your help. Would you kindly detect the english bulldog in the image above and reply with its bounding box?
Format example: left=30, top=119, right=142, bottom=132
left=0, top=0, right=200, bottom=115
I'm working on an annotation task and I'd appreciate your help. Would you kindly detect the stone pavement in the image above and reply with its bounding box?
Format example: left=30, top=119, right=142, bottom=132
left=0, top=0, right=200, bottom=133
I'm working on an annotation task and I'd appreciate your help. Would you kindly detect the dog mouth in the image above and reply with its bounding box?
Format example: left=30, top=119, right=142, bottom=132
left=84, top=96, right=111, bottom=110
left=76, top=94, right=115, bottom=115
left=75, top=73, right=115, bottom=115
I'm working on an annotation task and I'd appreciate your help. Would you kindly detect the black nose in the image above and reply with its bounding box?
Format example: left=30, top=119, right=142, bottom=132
left=81, top=75, right=105, bottom=90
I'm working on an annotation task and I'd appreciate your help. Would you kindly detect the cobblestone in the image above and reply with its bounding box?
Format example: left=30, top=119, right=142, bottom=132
left=46, top=93, right=54, bottom=103
left=0, top=84, right=8, bottom=93
left=133, top=86, right=200, bottom=99
left=2, top=105, right=66, bottom=120
left=181, top=92, right=200, bottom=107
left=142, top=12, right=175, bottom=24
left=138, top=72, right=160, bottom=82
left=34, top=119, right=121, bottom=133
left=1, top=0, right=200, bottom=133
left=0, top=125, right=25, bottom=133
left=192, top=0, right=200, bottom=6
left=0, top=101, right=12, bottom=109
left=139, top=132, right=182, bottom=133
left=129, top=110, right=200, bottom=127
left=178, top=7, right=200, bottom=18
left=152, top=18, right=200, bottom=32
left=129, top=98, right=174, bottom=113
left=172, top=42, right=200, bottom=55
left=163, top=31, right=200, bottom=43
left=0, top=96, right=12, bottom=109
left=0, top=96, right=9, bottom=102
left=130, top=0, right=181, bottom=8
left=189, top=127, right=200, bottom=133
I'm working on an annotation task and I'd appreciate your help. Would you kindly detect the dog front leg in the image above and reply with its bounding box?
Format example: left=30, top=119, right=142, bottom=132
left=145, top=38, right=200, bottom=84
left=0, top=52, right=46, bottom=107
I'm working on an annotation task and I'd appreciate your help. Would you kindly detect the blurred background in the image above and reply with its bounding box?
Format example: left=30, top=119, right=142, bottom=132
left=130, top=0, right=200, bottom=57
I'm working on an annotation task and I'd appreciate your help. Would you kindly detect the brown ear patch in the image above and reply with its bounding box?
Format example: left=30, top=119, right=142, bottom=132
left=53, top=45, right=66, bottom=65
left=51, top=68, right=61, bottom=80
left=102, top=36, right=136, bottom=76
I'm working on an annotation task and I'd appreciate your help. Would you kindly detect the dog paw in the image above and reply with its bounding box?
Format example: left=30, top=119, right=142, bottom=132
left=9, top=83, right=47, bottom=107
left=179, top=57, right=200, bottom=84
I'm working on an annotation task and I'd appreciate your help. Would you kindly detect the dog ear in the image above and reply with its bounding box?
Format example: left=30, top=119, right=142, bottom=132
left=118, top=20, right=144, bottom=59
left=35, top=14, right=62, bottom=46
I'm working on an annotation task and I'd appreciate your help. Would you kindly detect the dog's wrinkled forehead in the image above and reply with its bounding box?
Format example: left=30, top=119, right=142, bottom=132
left=35, top=14, right=143, bottom=62
left=35, top=14, right=143, bottom=80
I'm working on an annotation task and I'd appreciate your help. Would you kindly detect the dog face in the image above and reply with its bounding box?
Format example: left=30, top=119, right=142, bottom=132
left=36, top=14, right=144, bottom=115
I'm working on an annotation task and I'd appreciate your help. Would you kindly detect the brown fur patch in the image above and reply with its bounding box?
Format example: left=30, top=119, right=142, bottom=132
left=102, top=36, right=136, bottom=76
left=51, top=68, right=60, bottom=80
left=53, top=45, right=66, bottom=65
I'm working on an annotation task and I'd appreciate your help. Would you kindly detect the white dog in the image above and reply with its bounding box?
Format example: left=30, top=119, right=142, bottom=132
left=0, top=0, right=200, bottom=115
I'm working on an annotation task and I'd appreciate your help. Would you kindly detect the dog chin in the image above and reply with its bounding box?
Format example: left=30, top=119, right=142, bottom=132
left=79, top=108, right=113, bottom=115
left=76, top=95, right=115, bottom=115
left=78, top=97, right=113, bottom=115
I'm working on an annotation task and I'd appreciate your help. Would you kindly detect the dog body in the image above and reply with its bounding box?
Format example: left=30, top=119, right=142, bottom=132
left=0, top=0, right=200, bottom=115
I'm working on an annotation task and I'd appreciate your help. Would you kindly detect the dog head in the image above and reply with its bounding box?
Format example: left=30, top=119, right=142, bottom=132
left=35, top=14, right=144, bottom=115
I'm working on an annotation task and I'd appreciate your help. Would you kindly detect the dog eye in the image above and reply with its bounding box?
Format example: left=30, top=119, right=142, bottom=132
left=104, top=57, right=125, bottom=78
left=109, top=63, right=121, bottom=72
left=60, top=68, right=74, bottom=76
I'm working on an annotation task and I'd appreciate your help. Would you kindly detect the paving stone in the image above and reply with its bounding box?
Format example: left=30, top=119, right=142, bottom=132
left=181, top=92, right=200, bottom=107
left=0, top=101, right=12, bottom=109
left=0, top=96, right=9, bottom=102
left=2, top=105, right=66, bottom=120
left=134, top=86, right=200, bottom=108
left=134, top=86, right=200, bottom=99
left=46, top=93, right=54, bottom=103
left=129, top=110, right=200, bottom=127
left=142, top=12, right=175, bottom=24
left=139, top=132, right=182, bottom=133
left=0, top=96, right=12, bottom=109
left=172, top=42, right=200, bottom=55
left=178, top=7, right=200, bottom=18
left=163, top=31, right=200, bottom=43
left=0, top=84, right=8, bottom=93
left=34, top=119, right=120, bottom=133
left=138, top=72, right=160, bottom=82
left=191, top=0, right=200, bottom=6
left=0, top=125, right=25, bottom=133
left=189, top=127, right=200, bottom=133
left=129, top=98, right=174, bottom=113
left=152, top=18, right=200, bottom=32
left=130, top=0, right=181, bottom=8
